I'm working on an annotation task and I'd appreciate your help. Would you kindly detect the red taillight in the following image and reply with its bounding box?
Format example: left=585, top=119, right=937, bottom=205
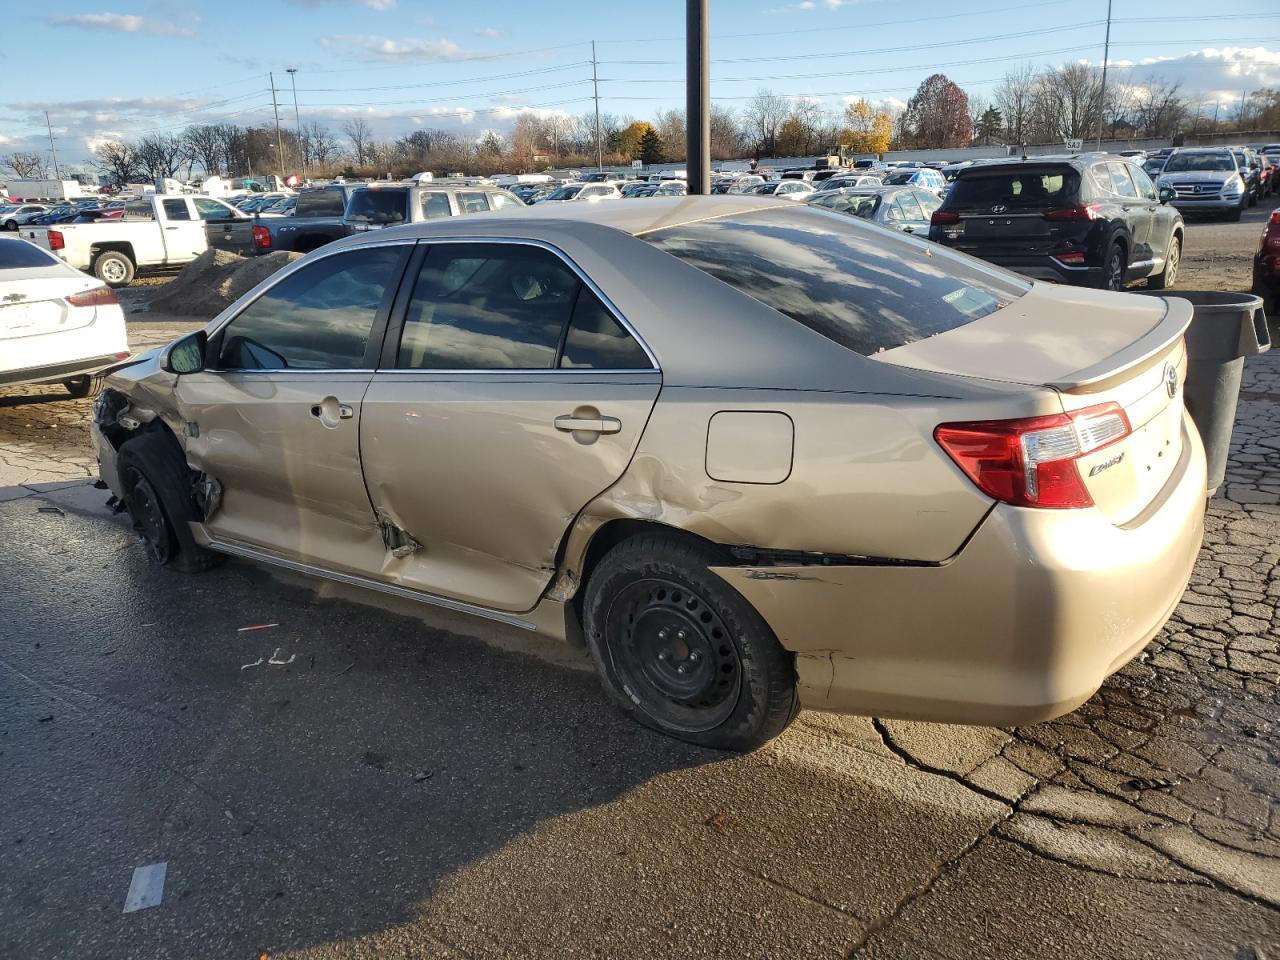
left=1269, top=209, right=1280, bottom=226
left=1052, top=250, right=1086, bottom=265
left=1043, top=202, right=1104, bottom=221
left=47, top=229, right=64, bottom=251
left=252, top=225, right=271, bottom=250
left=931, top=209, right=960, bottom=225
left=66, top=285, right=119, bottom=308
left=934, top=402, right=1131, bottom=509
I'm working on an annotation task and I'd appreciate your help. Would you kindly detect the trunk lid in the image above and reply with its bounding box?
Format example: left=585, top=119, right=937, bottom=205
left=877, top=284, right=1192, bottom=525
left=0, top=273, right=101, bottom=342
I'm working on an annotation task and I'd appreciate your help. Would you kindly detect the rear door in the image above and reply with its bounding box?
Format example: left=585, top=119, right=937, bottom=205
left=158, top=198, right=206, bottom=260
left=193, top=197, right=254, bottom=255
left=937, top=166, right=1077, bottom=258
left=1105, top=162, right=1153, bottom=268
left=359, top=240, right=661, bottom=612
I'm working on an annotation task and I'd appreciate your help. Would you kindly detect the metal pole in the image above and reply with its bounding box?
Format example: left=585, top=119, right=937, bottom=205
left=287, top=68, right=303, bottom=175
left=686, top=0, right=710, bottom=194
left=45, top=112, right=61, bottom=179
left=1095, top=0, right=1112, bottom=149
left=1239, top=90, right=1248, bottom=130
left=591, top=41, right=602, bottom=171
left=270, top=71, right=286, bottom=181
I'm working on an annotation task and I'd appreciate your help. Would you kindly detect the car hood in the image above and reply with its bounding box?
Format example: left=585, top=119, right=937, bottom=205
left=1158, top=169, right=1233, bottom=185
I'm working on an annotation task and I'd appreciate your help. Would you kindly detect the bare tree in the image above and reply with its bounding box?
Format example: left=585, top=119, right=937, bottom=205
left=3, top=151, right=50, bottom=179
left=1033, top=63, right=1102, bottom=142
left=134, top=134, right=187, bottom=181
left=709, top=105, right=743, bottom=160
left=743, top=89, right=789, bottom=156
left=183, top=125, right=224, bottom=176
left=1129, top=76, right=1187, bottom=139
left=994, top=63, right=1036, bottom=146
left=654, top=108, right=686, bottom=161
left=343, top=117, right=373, bottom=166
left=93, top=141, right=142, bottom=187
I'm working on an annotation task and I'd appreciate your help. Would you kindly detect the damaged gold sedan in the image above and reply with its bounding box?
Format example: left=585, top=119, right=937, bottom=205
left=92, top=196, right=1207, bottom=750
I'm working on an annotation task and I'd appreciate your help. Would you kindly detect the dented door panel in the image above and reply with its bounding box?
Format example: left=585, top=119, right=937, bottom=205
left=360, top=371, right=661, bottom=612
left=177, top=371, right=386, bottom=572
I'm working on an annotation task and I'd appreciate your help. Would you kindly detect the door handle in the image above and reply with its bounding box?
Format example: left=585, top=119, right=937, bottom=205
left=554, top=414, right=621, bottom=434
left=165, top=226, right=179, bottom=231
left=309, top=398, right=354, bottom=427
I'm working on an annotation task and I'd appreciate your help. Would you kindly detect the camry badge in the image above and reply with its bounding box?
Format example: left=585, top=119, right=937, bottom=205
left=990, top=203, right=1008, bottom=214
left=1165, top=364, right=1179, bottom=399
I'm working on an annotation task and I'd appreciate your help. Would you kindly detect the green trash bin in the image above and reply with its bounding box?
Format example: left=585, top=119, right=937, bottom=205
left=1139, top=291, right=1271, bottom=495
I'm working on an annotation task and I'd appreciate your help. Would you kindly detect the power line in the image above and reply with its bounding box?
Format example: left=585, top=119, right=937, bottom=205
left=299, top=78, right=591, bottom=108
left=295, top=62, right=592, bottom=94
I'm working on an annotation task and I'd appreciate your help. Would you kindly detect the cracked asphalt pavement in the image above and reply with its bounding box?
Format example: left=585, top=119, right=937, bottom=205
left=1, top=215, right=1278, bottom=959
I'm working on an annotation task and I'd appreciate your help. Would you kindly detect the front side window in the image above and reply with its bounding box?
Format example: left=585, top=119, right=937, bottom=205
left=122, top=200, right=154, bottom=221
left=490, top=192, right=519, bottom=210
left=644, top=206, right=1028, bottom=357
left=1129, top=164, right=1157, bottom=200
left=161, top=199, right=191, bottom=221
left=457, top=191, right=490, bottom=214
left=396, top=244, right=579, bottom=370
left=193, top=197, right=237, bottom=222
left=218, top=246, right=404, bottom=370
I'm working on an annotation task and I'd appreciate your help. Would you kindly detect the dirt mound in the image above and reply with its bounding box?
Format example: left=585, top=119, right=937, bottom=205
left=148, top=249, right=302, bottom=319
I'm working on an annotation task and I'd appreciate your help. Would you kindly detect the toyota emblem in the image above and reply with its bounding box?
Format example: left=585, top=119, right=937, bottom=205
left=1164, top=364, right=1179, bottom=399
left=990, top=203, right=1008, bottom=214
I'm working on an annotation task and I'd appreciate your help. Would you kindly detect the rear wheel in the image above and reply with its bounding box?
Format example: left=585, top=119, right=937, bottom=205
left=63, top=376, right=93, bottom=398
left=1098, top=243, right=1125, bottom=291
left=2, top=220, right=16, bottom=231
left=1147, top=234, right=1181, bottom=290
left=583, top=533, right=797, bottom=751
left=117, top=433, right=223, bottom=573
left=93, top=250, right=134, bottom=287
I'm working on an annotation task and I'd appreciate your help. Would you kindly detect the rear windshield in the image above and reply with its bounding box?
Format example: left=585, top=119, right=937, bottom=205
left=809, top=193, right=881, bottom=219
left=295, top=189, right=347, bottom=218
left=947, top=168, right=1077, bottom=210
left=643, top=207, right=1028, bottom=356
left=1162, top=152, right=1235, bottom=173
left=0, top=238, right=59, bottom=269
left=345, top=188, right=408, bottom=224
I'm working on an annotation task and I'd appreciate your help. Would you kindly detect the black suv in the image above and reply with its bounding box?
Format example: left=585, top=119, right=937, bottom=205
left=929, top=153, right=1184, bottom=291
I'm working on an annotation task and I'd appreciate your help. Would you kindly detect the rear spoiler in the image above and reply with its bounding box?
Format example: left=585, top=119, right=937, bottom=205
left=1048, top=296, right=1193, bottom=395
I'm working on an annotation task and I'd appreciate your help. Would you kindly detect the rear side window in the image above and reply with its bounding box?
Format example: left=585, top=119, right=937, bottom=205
left=346, top=189, right=408, bottom=225
left=218, top=247, right=405, bottom=370
left=560, top=289, right=651, bottom=369
left=1107, top=162, right=1139, bottom=198
left=0, top=238, right=59, bottom=269
left=295, top=189, right=346, bottom=218
left=947, top=169, right=1076, bottom=210
left=644, top=207, right=1028, bottom=356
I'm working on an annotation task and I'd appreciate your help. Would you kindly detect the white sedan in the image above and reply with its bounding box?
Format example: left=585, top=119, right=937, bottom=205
left=0, top=236, right=130, bottom=398
left=748, top=180, right=815, bottom=200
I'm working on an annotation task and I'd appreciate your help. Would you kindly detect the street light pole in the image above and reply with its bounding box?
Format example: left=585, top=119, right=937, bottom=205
left=686, top=0, right=710, bottom=194
left=591, top=40, right=603, bottom=171
left=269, top=71, right=286, bottom=182
left=1095, top=0, right=1112, bottom=149
left=45, top=112, right=61, bottom=180
left=287, top=67, right=303, bottom=175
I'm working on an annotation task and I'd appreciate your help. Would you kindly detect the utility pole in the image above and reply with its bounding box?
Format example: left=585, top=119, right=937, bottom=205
left=45, top=112, right=61, bottom=180
left=686, top=0, right=710, bottom=194
left=591, top=41, right=603, bottom=171
left=269, top=71, right=286, bottom=181
left=1095, top=0, right=1112, bottom=149
left=1213, top=100, right=1220, bottom=129
left=287, top=68, right=303, bottom=176
left=1239, top=90, right=1249, bottom=130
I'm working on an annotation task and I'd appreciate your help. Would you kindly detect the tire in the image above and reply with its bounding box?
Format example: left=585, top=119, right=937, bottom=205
left=2, top=220, right=16, bottom=231
left=1147, top=233, right=1181, bottom=290
left=1096, top=243, right=1125, bottom=291
left=582, top=533, right=798, bottom=751
left=117, top=433, right=223, bottom=574
left=63, top=376, right=93, bottom=398
left=1227, top=204, right=1244, bottom=223
left=92, top=250, right=135, bottom=287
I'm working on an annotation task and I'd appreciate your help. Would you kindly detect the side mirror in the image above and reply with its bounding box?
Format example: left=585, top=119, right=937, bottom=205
left=161, top=330, right=207, bottom=375
left=1158, top=186, right=1176, bottom=204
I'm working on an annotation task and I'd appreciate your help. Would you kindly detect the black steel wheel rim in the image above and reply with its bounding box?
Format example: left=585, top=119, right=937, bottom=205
left=605, top=577, right=742, bottom=733
left=125, top=468, right=170, bottom=562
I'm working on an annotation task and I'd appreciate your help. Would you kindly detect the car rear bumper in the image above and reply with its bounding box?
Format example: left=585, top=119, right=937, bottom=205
left=712, top=415, right=1207, bottom=725
left=967, top=254, right=1100, bottom=285
left=0, top=353, right=125, bottom=388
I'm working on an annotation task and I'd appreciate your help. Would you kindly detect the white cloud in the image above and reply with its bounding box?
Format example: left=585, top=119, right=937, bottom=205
left=474, top=27, right=503, bottom=38
left=320, top=34, right=510, bottom=63
left=286, top=0, right=395, bottom=10
left=49, top=12, right=195, bottom=37
left=1072, top=46, right=1280, bottom=104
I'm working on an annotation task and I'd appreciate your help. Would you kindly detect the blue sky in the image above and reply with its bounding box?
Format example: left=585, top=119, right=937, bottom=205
left=4, top=0, right=1279, bottom=169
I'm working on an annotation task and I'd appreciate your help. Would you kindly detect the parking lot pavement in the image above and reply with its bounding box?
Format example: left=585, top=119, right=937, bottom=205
left=2, top=216, right=1278, bottom=959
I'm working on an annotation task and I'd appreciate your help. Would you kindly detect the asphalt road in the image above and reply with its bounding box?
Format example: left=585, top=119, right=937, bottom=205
left=1, top=210, right=1278, bottom=959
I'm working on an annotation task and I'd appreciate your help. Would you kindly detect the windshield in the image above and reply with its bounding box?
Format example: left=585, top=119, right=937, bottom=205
left=749, top=183, right=780, bottom=194
left=643, top=206, right=1028, bottom=356
left=946, top=169, right=1075, bottom=210
left=1162, top=153, right=1235, bottom=173
left=809, top=193, right=882, bottom=219
left=882, top=171, right=915, bottom=185
left=345, top=188, right=408, bottom=224
left=546, top=186, right=582, bottom=200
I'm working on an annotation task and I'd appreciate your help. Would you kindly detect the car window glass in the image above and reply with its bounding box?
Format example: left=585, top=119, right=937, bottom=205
left=122, top=200, right=155, bottom=221
left=295, top=189, right=345, bottom=217
left=420, top=192, right=452, bottom=219
left=218, top=247, right=403, bottom=370
left=457, top=191, right=490, bottom=214
left=560, top=288, right=651, bottom=369
left=396, top=243, right=579, bottom=370
left=885, top=198, right=905, bottom=221
left=490, top=192, right=518, bottom=210
left=915, top=191, right=941, bottom=214
left=161, top=199, right=191, bottom=221
left=1129, top=164, right=1157, bottom=200
left=347, top=189, right=408, bottom=225
left=1108, top=162, right=1139, bottom=198
left=947, top=170, right=1074, bottom=209
left=645, top=206, right=1028, bottom=357
left=0, top=238, right=60, bottom=268
left=193, top=197, right=236, bottom=222
left=896, top=193, right=925, bottom=221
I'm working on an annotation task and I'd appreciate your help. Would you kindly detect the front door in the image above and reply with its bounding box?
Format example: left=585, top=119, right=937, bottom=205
left=360, top=241, right=661, bottom=612
left=193, top=196, right=255, bottom=255
left=176, top=242, right=412, bottom=573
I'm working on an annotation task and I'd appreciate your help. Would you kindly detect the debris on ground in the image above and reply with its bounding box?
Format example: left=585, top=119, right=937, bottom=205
left=241, top=647, right=296, bottom=671
left=237, top=623, right=279, bottom=633
left=148, top=249, right=303, bottom=318
left=122, top=862, right=167, bottom=913
left=36, top=506, right=64, bottom=516
left=1119, top=776, right=1182, bottom=792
